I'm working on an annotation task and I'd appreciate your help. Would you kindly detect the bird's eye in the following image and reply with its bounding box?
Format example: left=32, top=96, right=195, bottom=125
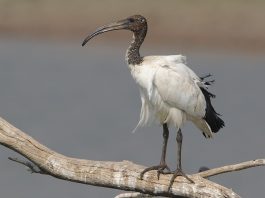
left=128, top=18, right=135, bottom=23
left=140, top=18, right=145, bottom=23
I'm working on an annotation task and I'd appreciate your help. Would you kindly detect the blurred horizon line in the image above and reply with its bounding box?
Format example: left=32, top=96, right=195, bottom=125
left=0, top=0, right=265, bottom=52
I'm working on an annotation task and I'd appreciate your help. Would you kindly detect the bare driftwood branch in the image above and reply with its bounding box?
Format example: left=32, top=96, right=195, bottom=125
left=114, top=192, right=153, bottom=198
left=0, top=116, right=263, bottom=198
left=196, top=159, right=265, bottom=178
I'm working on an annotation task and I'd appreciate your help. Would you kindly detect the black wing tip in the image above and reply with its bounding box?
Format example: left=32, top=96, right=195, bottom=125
left=204, top=112, right=225, bottom=133
left=211, top=116, right=225, bottom=133
left=200, top=87, right=225, bottom=133
left=200, top=73, right=212, bottom=80
left=200, top=73, right=215, bottom=86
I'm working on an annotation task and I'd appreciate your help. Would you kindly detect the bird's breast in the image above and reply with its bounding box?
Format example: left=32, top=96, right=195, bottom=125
left=129, top=64, right=157, bottom=98
left=129, top=64, right=186, bottom=128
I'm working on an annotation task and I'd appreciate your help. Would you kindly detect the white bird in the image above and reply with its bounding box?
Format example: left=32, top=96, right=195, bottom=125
left=82, top=15, right=224, bottom=191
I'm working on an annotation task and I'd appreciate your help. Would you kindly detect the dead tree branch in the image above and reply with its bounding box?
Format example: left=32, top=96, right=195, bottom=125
left=196, top=159, right=265, bottom=178
left=0, top=116, right=263, bottom=198
left=114, top=192, right=153, bottom=198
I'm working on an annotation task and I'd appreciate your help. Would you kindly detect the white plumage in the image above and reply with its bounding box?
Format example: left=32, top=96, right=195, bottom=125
left=130, top=55, right=213, bottom=138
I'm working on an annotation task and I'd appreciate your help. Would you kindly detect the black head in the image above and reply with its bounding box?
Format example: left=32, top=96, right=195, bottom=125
left=125, top=15, right=147, bottom=32
left=82, top=15, right=147, bottom=46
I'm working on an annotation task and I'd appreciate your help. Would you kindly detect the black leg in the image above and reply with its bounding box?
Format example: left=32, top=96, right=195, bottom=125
left=167, top=129, right=194, bottom=191
left=176, top=129, right=183, bottom=170
left=140, top=123, right=171, bottom=180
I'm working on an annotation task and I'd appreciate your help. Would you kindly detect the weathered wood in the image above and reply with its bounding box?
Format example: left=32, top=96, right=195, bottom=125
left=1, top=116, right=260, bottom=198
left=196, top=159, right=265, bottom=178
left=114, top=192, right=152, bottom=198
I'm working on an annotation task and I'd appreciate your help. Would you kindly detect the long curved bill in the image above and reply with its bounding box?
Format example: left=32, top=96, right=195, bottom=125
left=82, top=19, right=129, bottom=46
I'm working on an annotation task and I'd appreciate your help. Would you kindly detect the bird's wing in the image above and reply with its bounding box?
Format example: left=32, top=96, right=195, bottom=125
left=164, top=55, right=207, bottom=88
left=153, top=61, right=206, bottom=118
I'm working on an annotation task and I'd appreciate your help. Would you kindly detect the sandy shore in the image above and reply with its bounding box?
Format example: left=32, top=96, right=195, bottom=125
left=0, top=0, right=264, bottom=52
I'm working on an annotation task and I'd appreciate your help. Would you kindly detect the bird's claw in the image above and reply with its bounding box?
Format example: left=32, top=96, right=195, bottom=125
left=167, top=168, right=194, bottom=192
left=140, top=164, right=171, bottom=180
left=157, top=165, right=171, bottom=179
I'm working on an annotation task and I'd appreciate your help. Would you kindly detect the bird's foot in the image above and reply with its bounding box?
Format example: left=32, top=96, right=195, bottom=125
left=167, top=168, right=194, bottom=192
left=140, top=163, right=171, bottom=180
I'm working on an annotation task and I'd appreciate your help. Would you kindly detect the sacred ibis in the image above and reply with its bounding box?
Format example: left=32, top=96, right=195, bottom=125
left=82, top=15, right=225, bottom=191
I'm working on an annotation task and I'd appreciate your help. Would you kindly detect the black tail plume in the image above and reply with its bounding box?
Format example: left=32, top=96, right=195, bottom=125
left=200, top=87, right=225, bottom=133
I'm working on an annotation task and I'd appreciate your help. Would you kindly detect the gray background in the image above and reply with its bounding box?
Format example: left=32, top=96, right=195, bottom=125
left=0, top=37, right=264, bottom=197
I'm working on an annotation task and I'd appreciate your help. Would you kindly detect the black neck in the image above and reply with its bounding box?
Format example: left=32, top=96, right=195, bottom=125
left=126, top=26, right=147, bottom=65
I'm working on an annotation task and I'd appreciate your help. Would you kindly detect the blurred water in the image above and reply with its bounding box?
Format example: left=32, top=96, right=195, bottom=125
left=0, top=38, right=264, bottom=197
